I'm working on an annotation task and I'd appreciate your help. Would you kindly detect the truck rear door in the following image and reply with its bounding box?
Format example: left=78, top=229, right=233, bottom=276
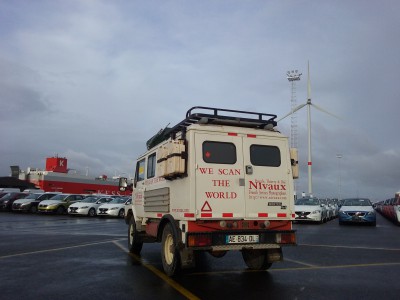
left=242, top=136, right=292, bottom=219
left=194, top=132, right=245, bottom=219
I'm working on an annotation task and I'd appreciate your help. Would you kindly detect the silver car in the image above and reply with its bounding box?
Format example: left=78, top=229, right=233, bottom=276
left=295, top=197, right=328, bottom=223
left=68, top=196, right=112, bottom=217
left=97, top=197, right=128, bottom=218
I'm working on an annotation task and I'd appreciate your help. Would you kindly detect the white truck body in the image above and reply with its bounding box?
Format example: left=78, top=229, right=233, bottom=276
left=122, top=107, right=298, bottom=276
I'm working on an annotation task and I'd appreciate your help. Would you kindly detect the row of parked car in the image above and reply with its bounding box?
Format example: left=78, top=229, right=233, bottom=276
left=0, top=190, right=130, bottom=218
left=294, top=196, right=376, bottom=226
left=373, top=192, right=400, bottom=225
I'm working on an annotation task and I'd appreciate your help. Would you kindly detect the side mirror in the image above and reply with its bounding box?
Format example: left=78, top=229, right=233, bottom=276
left=119, top=177, right=133, bottom=192
left=290, top=148, right=299, bottom=179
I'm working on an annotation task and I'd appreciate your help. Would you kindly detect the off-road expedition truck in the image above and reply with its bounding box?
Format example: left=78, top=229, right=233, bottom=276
left=119, top=106, right=298, bottom=276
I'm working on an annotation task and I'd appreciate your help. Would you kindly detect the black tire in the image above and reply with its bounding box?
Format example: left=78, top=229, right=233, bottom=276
left=30, top=206, right=37, bottom=214
left=242, top=249, right=272, bottom=270
left=128, top=216, right=143, bottom=255
left=56, top=206, right=65, bottom=215
left=88, top=208, right=96, bottom=217
left=118, top=209, right=125, bottom=218
left=161, top=223, right=181, bottom=277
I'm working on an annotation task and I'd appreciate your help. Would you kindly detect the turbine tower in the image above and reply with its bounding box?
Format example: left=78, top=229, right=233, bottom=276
left=279, top=61, right=339, bottom=195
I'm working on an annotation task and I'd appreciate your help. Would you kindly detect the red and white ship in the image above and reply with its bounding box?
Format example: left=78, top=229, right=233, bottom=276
left=13, top=156, right=131, bottom=195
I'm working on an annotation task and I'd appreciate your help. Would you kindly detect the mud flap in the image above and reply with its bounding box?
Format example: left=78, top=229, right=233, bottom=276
left=180, top=246, right=196, bottom=269
left=267, top=248, right=283, bottom=262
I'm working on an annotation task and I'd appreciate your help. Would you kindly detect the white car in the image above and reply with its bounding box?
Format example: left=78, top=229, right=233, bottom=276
left=97, top=197, right=128, bottom=218
left=68, top=196, right=112, bottom=217
left=294, top=197, right=328, bottom=223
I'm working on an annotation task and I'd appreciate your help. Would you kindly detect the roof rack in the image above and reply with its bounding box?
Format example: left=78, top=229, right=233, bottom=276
left=146, top=106, right=277, bottom=149
left=174, top=106, right=276, bottom=133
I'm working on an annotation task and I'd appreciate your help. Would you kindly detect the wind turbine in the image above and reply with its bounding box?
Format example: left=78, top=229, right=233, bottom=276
left=278, top=61, right=339, bottom=196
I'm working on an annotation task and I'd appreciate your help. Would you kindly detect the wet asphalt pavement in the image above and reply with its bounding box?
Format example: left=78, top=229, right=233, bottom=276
left=0, top=212, right=399, bottom=300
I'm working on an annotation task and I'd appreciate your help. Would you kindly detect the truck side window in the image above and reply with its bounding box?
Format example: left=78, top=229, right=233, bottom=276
left=250, top=145, right=281, bottom=167
left=202, top=141, right=237, bottom=164
left=147, top=153, right=156, bottom=179
left=136, top=158, right=146, bottom=182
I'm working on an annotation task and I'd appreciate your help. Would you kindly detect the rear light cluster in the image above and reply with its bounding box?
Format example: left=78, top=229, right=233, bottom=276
left=276, top=232, right=296, bottom=244
left=188, top=234, right=212, bottom=247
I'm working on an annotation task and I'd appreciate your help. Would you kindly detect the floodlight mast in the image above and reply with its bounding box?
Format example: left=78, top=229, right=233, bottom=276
left=279, top=61, right=340, bottom=196
left=286, top=70, right=302, bottom=149
left=286, top=70, right=302, bottom=197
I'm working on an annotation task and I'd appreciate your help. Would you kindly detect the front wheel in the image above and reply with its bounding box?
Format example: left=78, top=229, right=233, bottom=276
left=161, top=223, right=181, bottom=277
left=118, top=209, right=125, bottom=218
left=30, top=206, right=37, bottom=213
left=56, top=206, right=65, bottom=215
left=242, top=249, right=272, bottom=270
left=128, top=217, right=143, bottom=255
left=88, top=208, right=96, bottom=217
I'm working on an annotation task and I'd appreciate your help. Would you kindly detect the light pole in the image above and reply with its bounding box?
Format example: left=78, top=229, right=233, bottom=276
left=336, top=154, right=342, bottom=200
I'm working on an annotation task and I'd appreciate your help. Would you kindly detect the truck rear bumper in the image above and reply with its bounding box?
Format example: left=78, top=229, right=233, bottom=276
left=186, top=230, right=296, bottom=250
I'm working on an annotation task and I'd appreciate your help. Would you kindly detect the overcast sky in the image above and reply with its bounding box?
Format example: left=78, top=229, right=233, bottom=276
left=1, top=0, right=399, bottom=201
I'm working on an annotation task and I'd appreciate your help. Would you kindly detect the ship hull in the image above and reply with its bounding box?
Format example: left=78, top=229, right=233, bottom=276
left=21, top=172, right=130, bottom=195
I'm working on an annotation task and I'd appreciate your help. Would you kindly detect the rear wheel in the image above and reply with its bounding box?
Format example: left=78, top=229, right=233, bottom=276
left=30, top=206, right=37, bottom=213
left=161, top=223, right=181, bottom=276
left=242, top=249, right=272, bottom=270
left=128, top=217, right=143, bottom=255
left=118, top=209, right=125, bottom=218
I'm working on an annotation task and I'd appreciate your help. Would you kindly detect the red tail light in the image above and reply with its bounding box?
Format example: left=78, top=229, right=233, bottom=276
left=276, top=233, right=296, bottom=244
left=188, top=234, right=212, bottom=247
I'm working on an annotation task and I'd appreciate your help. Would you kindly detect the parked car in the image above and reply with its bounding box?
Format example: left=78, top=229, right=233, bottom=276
left=338, top=198, right=376, bottom=226
left=294, top=197, right=328, bottom=223
left=38, top=194, right=85, bottom=214
left=0, top=192, right=28, bottom=211
left=68, top=196, right=113, bottom=217
left=12, top=192, right=61, bottom=213
left=97, top=197, right=127, bottom=218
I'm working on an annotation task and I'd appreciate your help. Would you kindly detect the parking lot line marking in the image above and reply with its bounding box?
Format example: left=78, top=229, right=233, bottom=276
left=184, top=261, right=400, bottom=276
left=299, top=243, right=400, bottom=251
left=0, top=238, right=126, bottom=259
left=113, top=241, right=200, bottom=300
left=284, top=258, right=317, bottom=267
left=270, top=261, right=400, bottom=272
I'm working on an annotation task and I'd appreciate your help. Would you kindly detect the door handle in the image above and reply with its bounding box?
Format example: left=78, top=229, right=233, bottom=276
left=246, top=165, right=253, bottom=175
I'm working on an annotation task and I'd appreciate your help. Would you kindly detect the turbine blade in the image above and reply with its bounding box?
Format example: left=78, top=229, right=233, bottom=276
left=307, top=60, right=311, bottom=100
left=277, top=103, right=307, bottom=122
left=312, top=103, right=341, bottom=119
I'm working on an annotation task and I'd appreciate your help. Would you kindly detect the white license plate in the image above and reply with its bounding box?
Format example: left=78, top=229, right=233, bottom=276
left=226, top=235, right=259, bottom=244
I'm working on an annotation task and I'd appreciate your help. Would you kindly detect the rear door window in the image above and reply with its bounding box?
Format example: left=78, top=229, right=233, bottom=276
left=250, top=145, right=281, bottom=167
left=202, top=141, right=237, bottom=164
